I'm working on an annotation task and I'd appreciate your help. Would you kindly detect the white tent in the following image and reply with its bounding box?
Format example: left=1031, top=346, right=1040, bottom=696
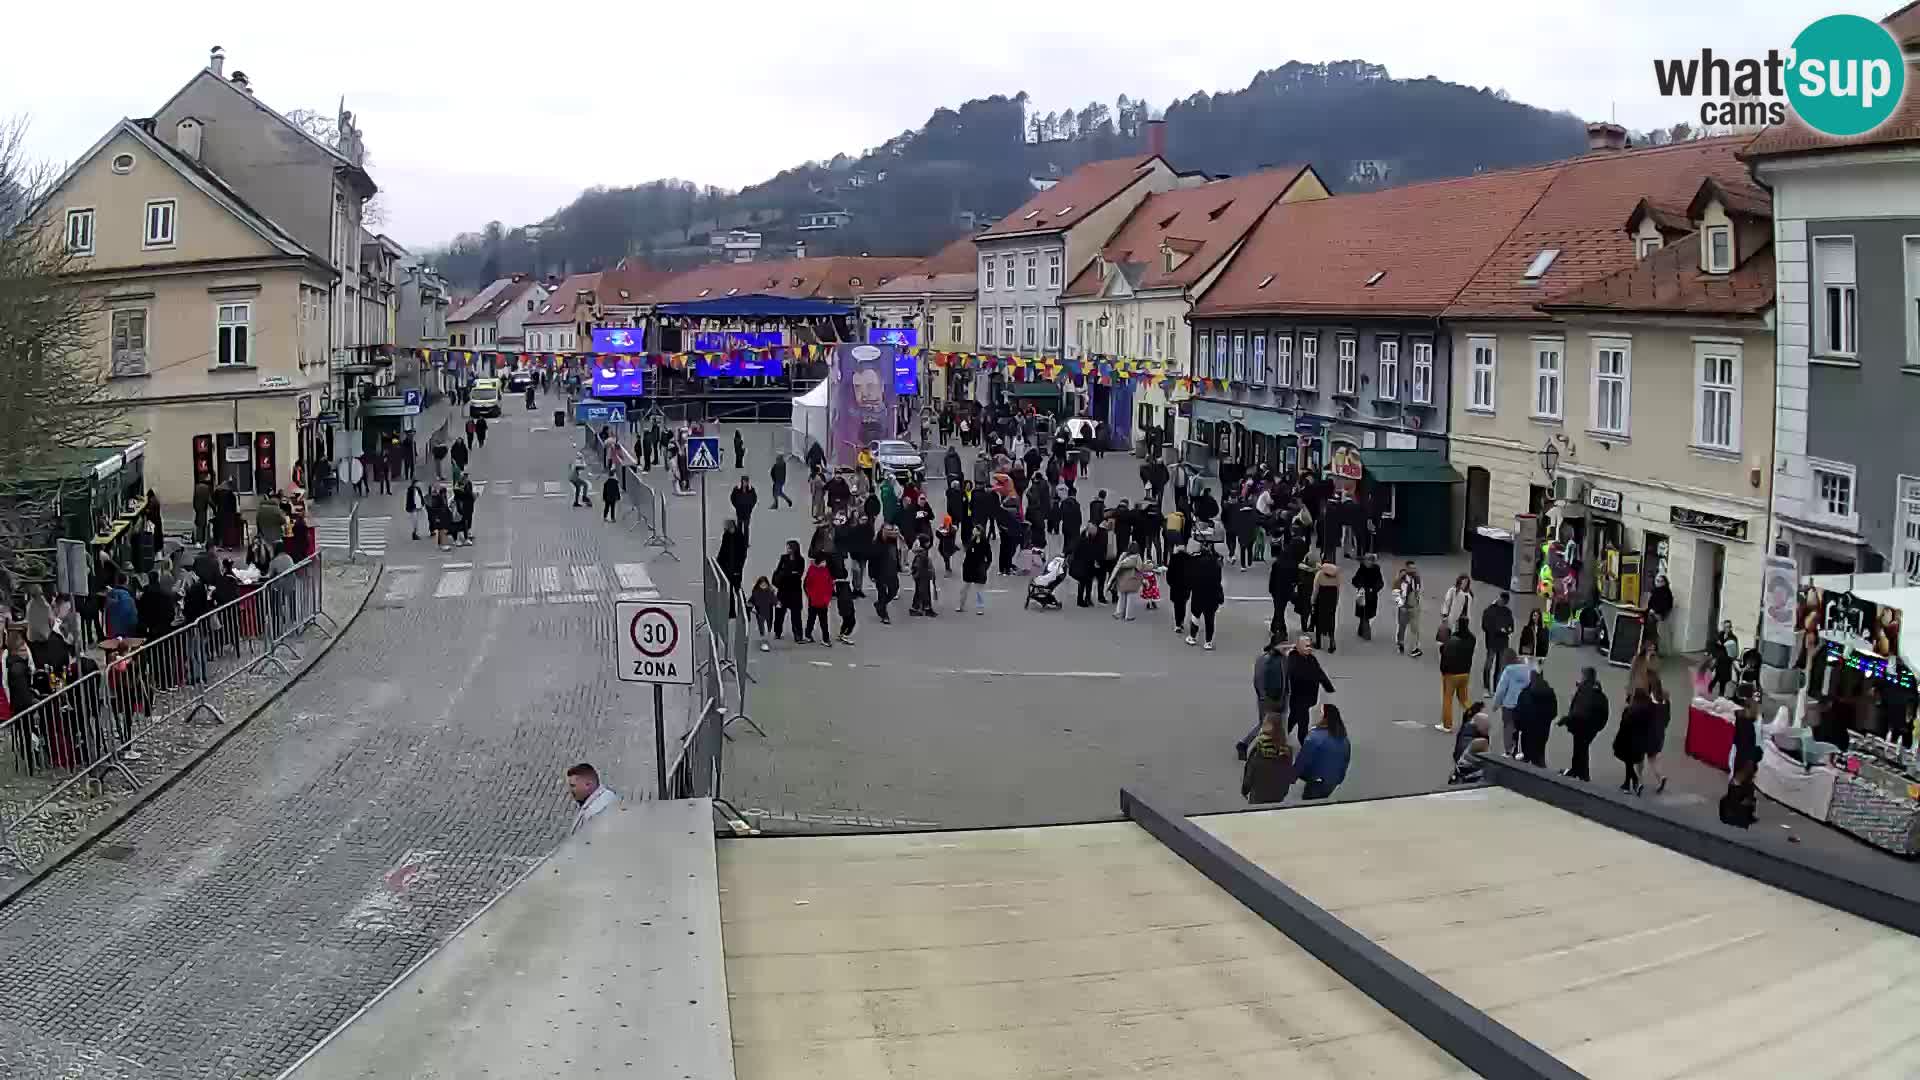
left=790, top=380, right=831, bottom=460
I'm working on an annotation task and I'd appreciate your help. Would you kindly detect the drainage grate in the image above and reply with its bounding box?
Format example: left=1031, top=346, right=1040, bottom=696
left=95, top=844, right=138, bottom=862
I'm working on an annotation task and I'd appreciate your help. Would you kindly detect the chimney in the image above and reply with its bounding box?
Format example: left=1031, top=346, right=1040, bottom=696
left=230, top=70, right=251, bottom=93
left=1146, top=118, right=1167, bottom=158
left=1585, top=121, right=1628, bottom=152
left=175, top=117, right=203, bottom=162
left=208, top=46, right=225, bottom=77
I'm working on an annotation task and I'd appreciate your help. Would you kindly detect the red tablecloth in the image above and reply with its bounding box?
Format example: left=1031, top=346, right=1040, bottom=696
left=1684, top=704, right=1734, bottom=772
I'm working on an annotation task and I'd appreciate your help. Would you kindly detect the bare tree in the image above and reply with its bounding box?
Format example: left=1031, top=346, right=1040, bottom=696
left=286, top=108, right=386, bottom=227
left=0, top=116, right=132, bottom=597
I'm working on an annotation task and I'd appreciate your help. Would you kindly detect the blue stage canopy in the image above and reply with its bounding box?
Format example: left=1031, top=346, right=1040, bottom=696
left=655, top=294, right=854, bottom=318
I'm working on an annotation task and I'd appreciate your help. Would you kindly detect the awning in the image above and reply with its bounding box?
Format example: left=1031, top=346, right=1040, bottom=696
left=1006, top=381, right=1063, bottom=398
left=655, top=294, right=854, bottom=318
left=1360, top=449, right=1460, bottom=484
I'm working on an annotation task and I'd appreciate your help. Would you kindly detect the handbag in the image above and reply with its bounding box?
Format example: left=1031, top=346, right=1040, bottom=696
left=1436, top=621, right=1449, bottom=645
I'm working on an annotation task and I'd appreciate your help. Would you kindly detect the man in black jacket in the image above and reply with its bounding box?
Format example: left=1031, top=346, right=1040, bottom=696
left=1238, top=636, right=1293, bottom=760
left=1283, top=636, right=1336, bottom=745
left=731, top=477, right=758, bottom=543
left=1480, top=591, right=1515, bottom=694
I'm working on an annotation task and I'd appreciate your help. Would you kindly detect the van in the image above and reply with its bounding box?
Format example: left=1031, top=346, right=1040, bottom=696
left=469, top=379, right=501, bottom=418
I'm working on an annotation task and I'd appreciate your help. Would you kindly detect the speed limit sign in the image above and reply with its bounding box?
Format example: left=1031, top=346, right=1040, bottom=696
left=616, top=599, right=693, bottom=685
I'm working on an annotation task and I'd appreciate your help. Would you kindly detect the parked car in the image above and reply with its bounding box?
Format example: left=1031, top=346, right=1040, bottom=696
left=869, top=439, right=925, bottom=483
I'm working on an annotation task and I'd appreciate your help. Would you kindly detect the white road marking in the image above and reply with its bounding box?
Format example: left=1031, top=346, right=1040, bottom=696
left=518, top=482, right=539, bottom=495
left=616, top=590, right=660, bottom=602
left=510, top=494, right=535, bottom=500
left=542, top=482, right=567, bottom=498
left=954, top=668, right=1124, bottom=679
left=382, top=571, right=421, bottom=602
left=481, top=568, right=512, bottom=595
left=532, top=566, right=560, bottom=594
left=809, top=661, right=834, bottom=667
left=385, top=565, right=422, bottom=573
left=571, top=564, right=605, bottom=591
left=443, top=562, right=473, bottom=570
left=613, top=563, right=653, bottom=591
left=504, top=596, right=539, bottom=607
left=1228, top=595, right=1270, bottom=602
left=530, top=426, right=551, bottom=433
left=546, top=593, right=594, bottom=604
left=433, top=570, right=471, bottom=598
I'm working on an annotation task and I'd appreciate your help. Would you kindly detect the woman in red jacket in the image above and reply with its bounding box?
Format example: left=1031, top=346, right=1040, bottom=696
left=802, top=556, right=834, bottom=646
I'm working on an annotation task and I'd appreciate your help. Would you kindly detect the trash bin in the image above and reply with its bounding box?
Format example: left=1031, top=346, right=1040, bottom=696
left=555, top=409, right=565, bottom=427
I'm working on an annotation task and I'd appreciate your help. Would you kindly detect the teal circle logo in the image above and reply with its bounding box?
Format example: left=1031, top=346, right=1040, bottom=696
left=1787, top=14, right=1906, bottom=137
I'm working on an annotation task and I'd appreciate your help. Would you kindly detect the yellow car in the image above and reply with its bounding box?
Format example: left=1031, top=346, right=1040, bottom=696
left=468, top=378, right=502, bottom=418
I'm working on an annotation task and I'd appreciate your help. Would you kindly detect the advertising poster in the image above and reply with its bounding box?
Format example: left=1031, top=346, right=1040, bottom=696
left=591, top=359, right=645, bottom=397
left=1758, top=554, right=1799, bottom=666
left=590, top=327, right=646, bottom=353
left=830, top=343, right=898, bottom=467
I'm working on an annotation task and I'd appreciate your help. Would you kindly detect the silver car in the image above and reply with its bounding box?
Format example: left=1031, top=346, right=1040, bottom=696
left=869, top=439, right=925, bottom=483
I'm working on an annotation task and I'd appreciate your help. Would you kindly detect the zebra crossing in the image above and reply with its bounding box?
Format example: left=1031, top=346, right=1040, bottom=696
left=506, top=481, right=575, bottom=500
left=312, top=515, right=393, bottom=559
left=379, top=561, right=661, bottom=607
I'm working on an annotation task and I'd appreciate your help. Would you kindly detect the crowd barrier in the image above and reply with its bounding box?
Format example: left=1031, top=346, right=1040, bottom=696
left=0, top=554, right=332, bottom=869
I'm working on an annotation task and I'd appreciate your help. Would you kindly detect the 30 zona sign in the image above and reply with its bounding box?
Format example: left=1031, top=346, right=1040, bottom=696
left=616, top=599, right=693, bottom=685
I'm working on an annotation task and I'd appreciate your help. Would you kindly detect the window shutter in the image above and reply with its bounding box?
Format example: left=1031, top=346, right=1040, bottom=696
left=1815, top=238, right=1855, bottom=285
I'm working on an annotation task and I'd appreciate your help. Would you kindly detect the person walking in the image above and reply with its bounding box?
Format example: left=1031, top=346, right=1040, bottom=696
left=1517, top=608, right=1551, bottom=667
left=1310, top=555, right=1342, bottom=652
left=1490, top=647, right=1532, bottom=756
left=1615, top=687, right=1655, bottom=795
left=773, top=540, right=806, bottom=642
left=957, top=526, right=990, bottom=614
left=731, top=476, right=758, bottom=543
left=1437, top=574, right=1473, bottom=662
left=1515, top=668, right=1559, bottom=767
left=936, top=514, right=958, bottom=575
left=1108, top=542, right=1146, bottom=622
left=1561, top=667, right=1608, bottom=782
left=770, top=454, right=793, bottom=510
left=192, top=479, right=212, bottom=545
left=1266, top=550, right=1295, bottom=639
left=1069, top=523, right=1102, bottom=608
left=1295, top=704, right=1351, bottom=801
left=809, top=466, right=829, bottom=522
left=1284, top=636, right=1336, bottom=745
left=1642, top=671, right=1674, bottom=794
left=400, top=431, right=416, bottom=480
left=748, top=576, right=776, bottom=652
left=733, top=429, right=747, bottom=470
left=801, top=555, right=834, bottom=645
left=1239, top=636, right=1294, bottom=760
left=601, top=472, right=621, bottom=523
left=909, top=537, right=938, bottom=617
left=453, top=478, right=477, bottom=547
left=566, top=763, right=620, bottom=834
left=718, top=519, right=748, bottom=596
left=830, top=546, right=858, bottom=644
left=405, top=478, right=424, bottom=540
left=869, top=525, right=901, bottom=625
left=450, top=434, right=470, bottom=479
left=1479, top=591, right=1515, bottom=694
left=1240, top=713, right=1297, bottom=804
left=1351, top=554, right=1383, bottom=641
left=569, top=455, right=590, bottom=508
left=1437, top=617, right=1475, bottom=732
left=475, top=416, right=489, bottom=449
left=1185, top=536, right=1225, bottom=649
left=1392, top=561, right=1424, bottom=658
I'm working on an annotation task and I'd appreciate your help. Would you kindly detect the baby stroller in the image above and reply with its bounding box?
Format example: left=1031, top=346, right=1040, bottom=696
left=1025, top=554, right=1068, bottom=610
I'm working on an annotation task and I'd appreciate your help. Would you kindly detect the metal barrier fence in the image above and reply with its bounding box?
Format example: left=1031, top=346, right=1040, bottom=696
left=0, top=554, right=333, bottom=869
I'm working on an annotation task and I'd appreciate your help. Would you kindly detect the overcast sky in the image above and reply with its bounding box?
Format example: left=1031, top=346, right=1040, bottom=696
left=4, top=0, right=1835, bottom=251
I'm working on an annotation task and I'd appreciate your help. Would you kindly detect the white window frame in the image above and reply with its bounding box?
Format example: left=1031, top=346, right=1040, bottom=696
left=143, top=199, right=176, bottom=249
left=1197, top=332, right=1211, bottom=376
left=65, top=207, right=95, bottom=255
left=1376, top=338, right=1400, bottom=400
left=1298, top=334, right=1319, bottom=390
left=1530, top=336, right=1563, bottom=421
left=1410, top=339, right=1433, bottom=404
left=1023, top=311, right=1037, bottom=349
left=1002, top=257, right=1016, bottom=291
left=1142, top=322, right=1156, bottom=360
left=1589, top=337, right=1631, bottom=436
left=1251, top=333, right=1267, bottom=385
left=1273, top=333, right=1293, bottom=387
left=1231, top=331, right=1247, bottom=382
left=982, top=257, right=995, bottom=291
left=1213, top=332, right=1229, bottom=380
left=110, top=306, right=149, bottom=377
left=980, top=310, right=993, bottom=348
left=1003, top=310, right=1015, bottom=350
left=1814, top=235, right=1857, bottom=359
left=1897, top=475, right=1920, bottom=585
left=1906, top=236, right=1920, bottom=369
left=1025, top=253, right=1038, bottom=288
left=1044, top=309, right=1059, bottom=351
left=1692, top=341, right=1742, bottom=453
left=1467, top=335, right=1497, bottom=412
left=1636, top=235, right=1662, bottom=259
left=949, top=311, right=962, bottom=345
left=1047, top=250, right=1062, bottom=287
left=216, top=302, right=252, bottom=367
left=1335, top=336, right=1358, bottom=395
left=1808, top=458, right=1859, bottom=532
left=1705, top=225, right=1733, bottom=273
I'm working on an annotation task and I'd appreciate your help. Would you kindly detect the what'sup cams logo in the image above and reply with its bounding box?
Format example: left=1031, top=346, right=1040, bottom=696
left=1654, top=14, right=1908, bottom=136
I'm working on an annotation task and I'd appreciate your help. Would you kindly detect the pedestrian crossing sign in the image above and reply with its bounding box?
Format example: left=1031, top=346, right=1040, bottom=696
left=686, top=437, right=722, bottom=471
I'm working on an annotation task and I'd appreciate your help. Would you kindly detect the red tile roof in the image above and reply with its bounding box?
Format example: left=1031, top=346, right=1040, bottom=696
left=599, top=259, right=674, bottom=306
left=639, top=256, right=923, bottom=305
left=526, top=273, right=601, bottom=325
left=1744, top=59, right=1920, bottom=158
left=864, top=234, right=980, bottom=297
left=1444, top=135, right=1764, bottom=319
left=1886, top=0, right=1920, bottom=46
left=472, top=277, right=541, bottom=321
left=976, top=156, right=1166, bottom=239
left=1062, top=165, right=1316, bottom=299
left=1193, top=167, right=1561, bottom=318
left=1538, top=233, right=1774, bottom=317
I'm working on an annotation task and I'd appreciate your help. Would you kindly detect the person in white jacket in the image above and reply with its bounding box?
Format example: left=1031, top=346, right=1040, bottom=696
left=566, top=763, right=620, bottom=834
left=1437, top=574, right=1473, bottom=660
left=1392, top=562, right=1424, bottom=658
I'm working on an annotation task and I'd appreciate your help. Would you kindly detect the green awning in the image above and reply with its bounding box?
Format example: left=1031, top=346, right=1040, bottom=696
left=1360, top=449, right=1461, bottom=484
left=1006, top=381, right=1062, bottom=398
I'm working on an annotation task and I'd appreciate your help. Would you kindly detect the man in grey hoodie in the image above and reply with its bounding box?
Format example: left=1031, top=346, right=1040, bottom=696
left=1237, top=636, right=1293, bottom=760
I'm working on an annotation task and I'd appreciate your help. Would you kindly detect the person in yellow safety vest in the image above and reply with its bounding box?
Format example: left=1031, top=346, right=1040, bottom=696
left=1538, top=541, right=1555, bottom=625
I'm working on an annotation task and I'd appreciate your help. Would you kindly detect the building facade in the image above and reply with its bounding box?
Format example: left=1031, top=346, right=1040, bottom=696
left=525, top=272, right=601, bottom=353
left=859, top=234, right=980, bottom=405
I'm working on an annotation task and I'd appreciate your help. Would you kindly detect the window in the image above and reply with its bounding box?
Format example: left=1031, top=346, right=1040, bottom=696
left=111, top=153, right=136, bottom=174
left=1636, top=235, right=1661, bottom=259
left=526, top=299, right=535, bottom=312
left=1298, top=334, right=1319, bottom=390
left=1047, top=250, right=1061, bottom=287
left=1705, top=226, right=1733, bottom=273
left=1213, top=333, right=1229, bottom=380
left=949, top=311, right=962, bottom=344
left=1227, top=332, right=1244, bottom=381
left=1025, top=253, right=1037, bottom=288
left=1197, top=332, right=1210, bottom=376
left=1023, top=311, right=1037, bottom=349
left=1468, top=336, right=1496, bottom=411
left=983, top=257, right=995, bottom=291
left=1167, top=322, right=1178, bottom=364
left=1045, top=310, right=1059, bottom=350
left=1003, top=311, right=1014, bottom=349
left=1142, top=321, right=1156, bottom=359
left=1410, top=340, right=1433, bottom=404
left=1909, top=237, right=1920, bottom=368
left=1273, top=334, right=1293, bottom=387
left=1591, top=338, right=1630, bottom=435
left=1815, top=236, right=1857, bottom=357
left=1694, top=343, right=1741, bottom=452
left=1531, top=339, right=1562, bottom=419
left=980, top=310, right=993, bottom=348
left=1335, top=337, right=1357, bottom=395
left=110, top=308, right=148, bottom=377
left=1810, top=460, right=1857, bottom=529
left=216, top=302, right=251, bottom=366
left=1522, top=249, right=1561, bottom=280
left=143, top=199, right=176, bottom=248
left=65, top=208, right=94, bottom=254
left=1002, top=257, right=1015, bottom=289
left=1898, top=478, right=1920, bottom=585
left=1251, top=333, right=1267, bottom=384
left=1376, top=339, right=1399, bottom=399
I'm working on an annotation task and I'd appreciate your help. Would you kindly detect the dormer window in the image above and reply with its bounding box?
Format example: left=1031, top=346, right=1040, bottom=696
left=1704, top=226, right=1733, bottom=274
left=1522, top=249, right=1561, bottom=280
left=850, top=276, right=862, bottom=287
left=1636, top=236, right=1661, bottom=259
left=1207, top=201, right=1232, bottom=222
left=1023, top=209, right=1040, bottom=220
left=1057, top=205, right=1073, bottom=215
left=697, top=288, right=710, bottom=297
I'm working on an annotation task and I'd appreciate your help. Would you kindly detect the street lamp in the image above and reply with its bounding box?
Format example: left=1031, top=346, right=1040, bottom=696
left=1538, top=439, right=1560, bottom=484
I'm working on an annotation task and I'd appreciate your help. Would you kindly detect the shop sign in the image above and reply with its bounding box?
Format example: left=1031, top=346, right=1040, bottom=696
left=1820, top=590, right=1878, bottom=653
left=259, top=374, right=291, bottom=389
left=1669, top=505, right=1749, bottom=542
left=298, top=394, right=312, bottom=420
left=1330, top=442, right=1363, bottom=482
left=1293, top=417, right=1323, bottom=435
left=1587, top=487, right=1623, bottom=514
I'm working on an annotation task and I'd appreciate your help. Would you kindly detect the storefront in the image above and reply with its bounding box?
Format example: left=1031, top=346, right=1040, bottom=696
left=1356, top=450, right=1460, bottom=556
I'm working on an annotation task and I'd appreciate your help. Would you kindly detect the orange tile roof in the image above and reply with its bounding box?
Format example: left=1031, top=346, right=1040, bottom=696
left=639, top=256, right=922, bottom=305
left=599, top=259, right=674, bottom=306
left=525, top=272, right=601, bottom=325
left=1444, top=135, right=1764, bottom=319
left=1885, top=0, right=1920, bottom=47
left=1062, top=165, right=1314, bottom=299
left=1193, top=167, right=1561, bottom=318
left=1744, top=58, right=1920, bottom=158
left=864, top=234, right=980, bottom=297
left=1538, top=233, right=1774, bottom=317
left=976, top=156, right=1164, bottom=240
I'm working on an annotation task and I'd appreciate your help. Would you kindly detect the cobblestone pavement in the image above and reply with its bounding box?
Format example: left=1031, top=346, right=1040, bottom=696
left=0, top=396, right=695, bottom=1080
left=0, top=561, right=376, bottom=885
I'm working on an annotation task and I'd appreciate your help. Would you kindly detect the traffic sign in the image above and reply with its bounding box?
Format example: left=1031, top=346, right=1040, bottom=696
left=402, top=388, right=423, bottom=408
left=685, top=437, right=722, bottom=471
left=575, top=401, right=628, bottom=426
left=616, top=599, right=693, bottom=685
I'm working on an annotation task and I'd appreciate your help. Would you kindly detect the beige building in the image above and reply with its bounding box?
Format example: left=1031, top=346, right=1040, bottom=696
left=859, top=234, right=979, bottom=404
left=1448, top=164, right=1777, bottom=653
left=1059, top=165, right=1328, bottom=450
left=46, top=117, right=335, bottom=508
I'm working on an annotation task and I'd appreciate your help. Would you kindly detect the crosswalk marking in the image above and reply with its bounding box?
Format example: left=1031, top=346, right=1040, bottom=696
left=519, top=481, right=539, bottom=496
left=571, top=565, right=605, bottom=591
left=542, top=482, right=567, bottom=498
left=613, top=563, right=653, bottom=591
left=383, top=571, right=421, bottom=602
left=312, top=515, right=392, bottom=557
left=434, top=569, right=471, bottom=598
left=482, top=568, right=512, bottom=595
left=532, top=566, right=560, bottom=594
